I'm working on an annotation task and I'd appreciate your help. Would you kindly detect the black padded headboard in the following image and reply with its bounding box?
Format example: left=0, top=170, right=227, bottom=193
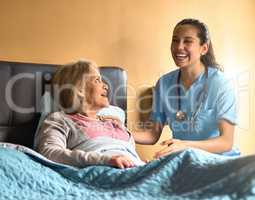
left=0, top=61, right=127, bottom=148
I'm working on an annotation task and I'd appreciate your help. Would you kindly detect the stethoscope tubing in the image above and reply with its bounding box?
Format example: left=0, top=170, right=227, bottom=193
left=176, top=67, right=209, bottom=121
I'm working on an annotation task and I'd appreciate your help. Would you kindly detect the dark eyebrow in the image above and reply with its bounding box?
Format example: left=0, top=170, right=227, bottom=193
left=172, top=36, right=195, bottom=40
left=184, top=37, right=195, bottom=40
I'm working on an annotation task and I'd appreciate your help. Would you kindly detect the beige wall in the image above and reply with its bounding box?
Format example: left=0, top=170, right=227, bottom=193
left=0, top=0, right=255, bottom=160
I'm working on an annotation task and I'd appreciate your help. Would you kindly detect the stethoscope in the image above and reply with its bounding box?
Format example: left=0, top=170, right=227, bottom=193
left=175, top=67, right=208, bottom=121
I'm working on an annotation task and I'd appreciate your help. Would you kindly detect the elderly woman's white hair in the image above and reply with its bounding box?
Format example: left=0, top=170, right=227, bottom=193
left=52, top=60, right=98, bottom=113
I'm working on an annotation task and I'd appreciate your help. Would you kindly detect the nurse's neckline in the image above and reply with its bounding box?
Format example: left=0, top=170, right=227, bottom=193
left=179, top=65, right=206, bottom=90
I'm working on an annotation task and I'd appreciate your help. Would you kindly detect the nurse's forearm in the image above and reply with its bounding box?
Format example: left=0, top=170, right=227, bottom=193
left=185, top=136, right=233, bottom=153
left=132, top=130, right=159, bottom=145
left=186, top=120, right=234, bottom=153
left=131, top=122, right=164, bottom=145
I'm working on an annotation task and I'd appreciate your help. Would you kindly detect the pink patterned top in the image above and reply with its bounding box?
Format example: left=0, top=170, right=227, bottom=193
left=67, top=114, right=130, bottom=142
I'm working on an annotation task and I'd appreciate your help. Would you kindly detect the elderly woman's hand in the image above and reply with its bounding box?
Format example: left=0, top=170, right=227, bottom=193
left=154, top=139, right=188, bottom=159
left=99, top=115, right=124, bottom=129
left=109, top=155, right=135, bottom=169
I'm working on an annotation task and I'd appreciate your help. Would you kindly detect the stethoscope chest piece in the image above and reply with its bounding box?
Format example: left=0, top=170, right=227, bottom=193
left=175, top=110, right=187, bottom=121
left=175, top=68, right=208, bottom=122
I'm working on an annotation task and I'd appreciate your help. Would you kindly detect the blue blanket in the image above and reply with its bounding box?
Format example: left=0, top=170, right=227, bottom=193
left=0, top=144, right=255, bottom=200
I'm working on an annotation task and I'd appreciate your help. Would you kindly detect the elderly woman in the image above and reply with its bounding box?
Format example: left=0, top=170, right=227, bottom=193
left=34, top=60, right=144, bottom=168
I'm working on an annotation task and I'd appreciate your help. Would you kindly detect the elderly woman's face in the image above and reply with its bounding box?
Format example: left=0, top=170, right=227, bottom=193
left=84, top=68, right=109, bottom=110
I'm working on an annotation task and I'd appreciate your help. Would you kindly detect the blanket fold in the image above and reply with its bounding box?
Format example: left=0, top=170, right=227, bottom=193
left=0, top=143, right=255, bottom=199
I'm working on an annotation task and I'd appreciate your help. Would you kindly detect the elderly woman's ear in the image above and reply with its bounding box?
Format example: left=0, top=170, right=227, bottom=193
left=77, top=90, right=85, bottom=98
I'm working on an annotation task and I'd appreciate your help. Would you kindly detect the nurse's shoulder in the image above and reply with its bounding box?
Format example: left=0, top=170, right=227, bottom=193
left=207, top=67, right=234, bottom=93
left=155, top=68, right=179, bottom=88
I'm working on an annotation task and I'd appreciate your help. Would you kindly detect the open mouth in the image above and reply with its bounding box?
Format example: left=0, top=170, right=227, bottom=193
left=101, top=93, right=108, bottom=98
left=175, top=53, right=188, bottom=61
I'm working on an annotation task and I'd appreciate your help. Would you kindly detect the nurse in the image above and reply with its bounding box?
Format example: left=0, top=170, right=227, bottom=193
left=133, top=18, right=240, bottom=157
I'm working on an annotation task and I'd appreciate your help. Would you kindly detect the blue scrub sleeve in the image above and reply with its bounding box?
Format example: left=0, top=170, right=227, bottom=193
left=216, top=81, right=237, bottom=125
left=150, top=80, right=167, bottom=124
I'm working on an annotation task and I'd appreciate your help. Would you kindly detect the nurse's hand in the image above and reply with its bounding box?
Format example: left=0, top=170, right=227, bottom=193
left=154, top=139, right=188, bottom=159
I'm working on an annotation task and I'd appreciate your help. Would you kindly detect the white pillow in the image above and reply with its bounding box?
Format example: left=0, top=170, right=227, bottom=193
left=97, top=105, right=125, bottom=124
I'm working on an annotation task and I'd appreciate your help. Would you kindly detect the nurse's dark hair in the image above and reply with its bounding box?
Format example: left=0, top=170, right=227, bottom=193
left=174, top=18, right=222, bottom=71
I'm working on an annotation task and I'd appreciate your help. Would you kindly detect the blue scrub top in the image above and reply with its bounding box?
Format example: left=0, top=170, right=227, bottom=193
left=151, top=67, right=240, bottom=156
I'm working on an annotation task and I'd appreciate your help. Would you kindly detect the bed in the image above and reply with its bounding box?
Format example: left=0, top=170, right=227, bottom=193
left=1, top=60, right=255, bottom=199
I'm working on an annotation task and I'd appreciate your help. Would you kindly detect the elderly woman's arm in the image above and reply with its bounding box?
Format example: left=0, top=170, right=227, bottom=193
left=34, top=112, right=134, bottom=168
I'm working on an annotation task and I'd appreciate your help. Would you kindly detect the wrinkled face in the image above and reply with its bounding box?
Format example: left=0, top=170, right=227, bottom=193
left=171, top=24, right=208, bottom=69
left=83, top=68, right=109, bottom=111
